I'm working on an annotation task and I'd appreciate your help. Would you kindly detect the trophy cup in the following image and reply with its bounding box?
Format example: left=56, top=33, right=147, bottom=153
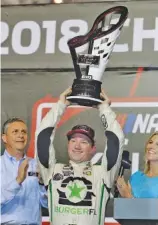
left=66, top=6, right=128, bottom=106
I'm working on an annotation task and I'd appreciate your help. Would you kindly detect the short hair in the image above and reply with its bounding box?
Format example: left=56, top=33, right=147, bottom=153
left=2, top=118, right=26, bottom=134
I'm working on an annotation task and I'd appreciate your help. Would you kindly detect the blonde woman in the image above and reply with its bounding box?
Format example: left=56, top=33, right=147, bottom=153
left=117, top=132, right=158, bottom=198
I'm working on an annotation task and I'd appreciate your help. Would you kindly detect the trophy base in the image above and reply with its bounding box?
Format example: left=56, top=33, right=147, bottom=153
left=67, top=95, right=103, bottom=107
left=67, top=79, right=102, bottom=107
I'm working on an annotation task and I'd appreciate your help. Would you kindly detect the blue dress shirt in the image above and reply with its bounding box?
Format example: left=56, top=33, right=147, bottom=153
left=1, top=151, right=48, bottom=225
left=130, top=170, right=158, bottom=198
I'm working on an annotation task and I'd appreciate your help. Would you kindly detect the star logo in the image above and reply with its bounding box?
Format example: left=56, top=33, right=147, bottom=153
left=68, top=183, right=85, bottom=199
left=64, top=180, right=87, bottom=203
left=57, top=177, right=95, bottom=205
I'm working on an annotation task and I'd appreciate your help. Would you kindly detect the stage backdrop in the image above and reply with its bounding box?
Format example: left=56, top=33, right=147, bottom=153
left=1, top=1, right=158, bottom=225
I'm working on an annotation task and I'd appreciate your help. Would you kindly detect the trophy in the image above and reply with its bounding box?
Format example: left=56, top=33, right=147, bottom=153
left=66, top=6, right=128, bottom=106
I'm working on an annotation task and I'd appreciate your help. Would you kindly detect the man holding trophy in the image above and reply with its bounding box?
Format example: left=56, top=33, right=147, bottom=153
left=36, top=6, right=128, bottom=225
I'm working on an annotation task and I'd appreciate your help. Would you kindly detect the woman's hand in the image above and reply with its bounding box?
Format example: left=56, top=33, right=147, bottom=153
left=117, top=176, right=133, bottom=198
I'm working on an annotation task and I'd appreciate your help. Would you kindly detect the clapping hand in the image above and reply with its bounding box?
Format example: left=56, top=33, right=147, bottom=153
left=16, top=158, right=30, bottom=184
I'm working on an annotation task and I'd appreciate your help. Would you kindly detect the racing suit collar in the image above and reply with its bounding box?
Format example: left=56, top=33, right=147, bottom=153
left=69, top=160, right=91, bottom=168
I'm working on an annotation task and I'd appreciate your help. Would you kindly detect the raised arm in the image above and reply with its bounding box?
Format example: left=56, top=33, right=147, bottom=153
left=35, top=88, right=72, bottom=186
left=98, top=90, right=125, bottom=187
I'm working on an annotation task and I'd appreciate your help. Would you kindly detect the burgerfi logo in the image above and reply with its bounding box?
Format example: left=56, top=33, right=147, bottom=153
left=27, top=95, right=158, bottom=159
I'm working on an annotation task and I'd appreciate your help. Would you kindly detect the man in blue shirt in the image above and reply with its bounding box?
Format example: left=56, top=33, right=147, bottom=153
left=1, top=118, right=48, bottom=225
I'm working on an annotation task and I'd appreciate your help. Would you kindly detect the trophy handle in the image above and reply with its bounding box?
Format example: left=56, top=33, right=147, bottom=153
left=68, top=6, right=128, bottom=48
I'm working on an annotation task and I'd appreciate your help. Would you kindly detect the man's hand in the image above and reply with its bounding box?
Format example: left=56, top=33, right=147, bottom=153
left=16, top=158, right=30, bottom=184
left=117, top=176, right=133, bottom=198
left=100, top=89, right=111, bottom=106
left=94, top=89, right=111, bottom=108
left=59, top=87, right=72, bottom=106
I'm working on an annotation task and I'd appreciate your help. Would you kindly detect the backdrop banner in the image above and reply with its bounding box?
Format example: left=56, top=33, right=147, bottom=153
left=1, top=1, right=158, bottom=69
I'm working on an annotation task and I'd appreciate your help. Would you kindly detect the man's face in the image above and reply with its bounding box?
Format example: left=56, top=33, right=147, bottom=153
left=67, top=134, right=96, bottom=163
left=146, top=134, right=158, bottom=162
left=2, top=121, right=28, bottom=154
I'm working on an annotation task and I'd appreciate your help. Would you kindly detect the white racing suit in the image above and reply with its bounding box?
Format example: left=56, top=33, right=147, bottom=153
left=36, top=101, right=124, bottom=225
